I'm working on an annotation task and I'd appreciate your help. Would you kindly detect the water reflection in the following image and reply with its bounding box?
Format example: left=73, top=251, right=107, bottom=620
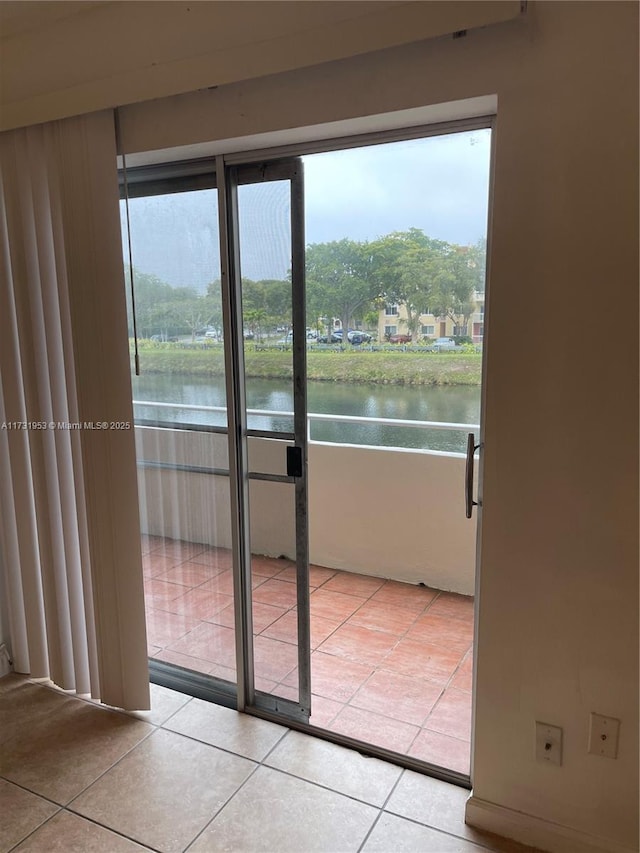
left=131, top=374, right=480, bottom=453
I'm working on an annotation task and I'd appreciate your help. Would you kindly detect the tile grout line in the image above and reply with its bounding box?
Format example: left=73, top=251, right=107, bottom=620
left=254, top=577, right=471, bottom=764
left=62, top=711, right=161, bottom=812
left=356, top=765, right=408, bottom=852
left=264, top=578, right=445, bottom=698
left=3, top=716, right=480, bottom=853
left=1, top=717, right=162, bottom=853
left=353, top=755, right=504, bottom=853
left=275, top=582, right=474, bottom=762
left=28, top=809, right=163, bottom=853
left=179, top=724, right=295, bottom=852
left=3, top=673, right=480, bottom=852
left=258, top=739, right=403, bottom=811
left=378, top=804, right=509, bottom=852
left=145, top=548, right=473, bottom=773
left=161, top=711, right=411, bottom=817
left=307, top=585, right=446, bottom=749
left=157, top=714, right=399, bottom=814
left=2, top=778, right=64, bottom=853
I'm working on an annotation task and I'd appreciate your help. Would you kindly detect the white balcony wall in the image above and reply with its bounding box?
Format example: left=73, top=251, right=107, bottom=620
left=135, top=426, right=476, bottom=595
left=309, top=442, right=475, bottom=595
left=134, top=426, right=233, bottom=551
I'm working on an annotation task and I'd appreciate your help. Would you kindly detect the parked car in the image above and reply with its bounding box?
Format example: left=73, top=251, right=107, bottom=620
left=316, top=332, right=342, bottom=344
left=432, top=337, right=457, bottom=351
left=332, top=329, right=372, bottom=344
left=388, top=333, right=412, bottom=344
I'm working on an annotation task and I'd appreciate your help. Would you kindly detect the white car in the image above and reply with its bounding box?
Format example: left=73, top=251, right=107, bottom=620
left=432, top=337, right=458, bottom=351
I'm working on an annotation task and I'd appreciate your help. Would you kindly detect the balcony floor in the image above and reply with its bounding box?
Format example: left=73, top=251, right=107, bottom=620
left=142, top=536, right=473, bottom=776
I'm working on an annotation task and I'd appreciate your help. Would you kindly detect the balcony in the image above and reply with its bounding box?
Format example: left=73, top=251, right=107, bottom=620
left=136, top=409, right=477, bottom=775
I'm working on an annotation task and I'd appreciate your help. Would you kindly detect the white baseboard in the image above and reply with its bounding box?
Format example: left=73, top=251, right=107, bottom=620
left=465, top=796, right=637, bottom=853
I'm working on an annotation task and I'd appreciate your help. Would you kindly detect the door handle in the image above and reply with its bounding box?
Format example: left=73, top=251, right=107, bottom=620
left=465, top=432, right=480, bottom=519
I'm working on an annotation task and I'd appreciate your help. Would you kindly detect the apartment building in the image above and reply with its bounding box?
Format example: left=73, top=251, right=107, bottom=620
left=379, top=291, right=485, bottom=343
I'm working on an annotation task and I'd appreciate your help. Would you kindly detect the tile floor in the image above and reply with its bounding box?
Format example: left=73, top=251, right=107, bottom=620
left=0, top=675, right=540, bottom=853
left=142, top=536, right=474, bottom=775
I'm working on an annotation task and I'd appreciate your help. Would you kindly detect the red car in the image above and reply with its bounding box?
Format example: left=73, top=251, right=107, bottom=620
left=388, top=333, right=412, bottom=344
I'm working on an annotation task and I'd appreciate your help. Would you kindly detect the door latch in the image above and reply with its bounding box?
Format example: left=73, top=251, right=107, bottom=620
left=286, top=446, right=303, bottom=478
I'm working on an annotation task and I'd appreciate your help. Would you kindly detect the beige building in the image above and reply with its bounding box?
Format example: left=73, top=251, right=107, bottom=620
left=378, top=291, right=485, bottom=342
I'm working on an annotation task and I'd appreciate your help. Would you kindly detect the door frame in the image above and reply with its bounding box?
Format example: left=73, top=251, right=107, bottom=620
left=218, top=115, right=495, bottom=790
left=217, top=155, right=311, bottom=722
left=125, top=112, right=495, bottom=788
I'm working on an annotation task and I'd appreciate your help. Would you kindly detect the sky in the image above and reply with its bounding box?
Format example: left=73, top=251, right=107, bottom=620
left=122, top=128, right=491, bottom=290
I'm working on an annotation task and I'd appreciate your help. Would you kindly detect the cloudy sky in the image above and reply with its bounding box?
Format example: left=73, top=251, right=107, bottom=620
left=124, top=128, right=491, bottom=290
left=304, top=130, right=491, bottom=247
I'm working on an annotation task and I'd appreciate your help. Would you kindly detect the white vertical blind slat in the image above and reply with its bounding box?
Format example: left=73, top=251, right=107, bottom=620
left=56, top=114, right=150, bottom=710
left=0, top=143, right=50, bottom=679
left=0, top=111, right=149, bottom=710
left=23, top=128, right=76, bottom=689
left=0, top=380, right=30, bottom=674
left=45, top=135, right=102, bottom=696
left=33, top=128, right=92, bottom=694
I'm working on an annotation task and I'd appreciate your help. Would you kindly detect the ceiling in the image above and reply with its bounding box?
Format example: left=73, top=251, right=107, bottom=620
left=0, top=1, right=110, bottom=40
left=0, top=1, right=521, bottom=132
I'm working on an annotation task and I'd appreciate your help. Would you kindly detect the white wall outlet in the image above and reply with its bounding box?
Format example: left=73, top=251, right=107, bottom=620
left=588, top=713, right=620, bottom=759
left=535, top=721, right=563, bottom=766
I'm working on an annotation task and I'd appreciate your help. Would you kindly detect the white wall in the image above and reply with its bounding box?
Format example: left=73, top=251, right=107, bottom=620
left=135, top=428, right=477, bottom=595
left=0, top=0, right=520, bottom=131
left=122, top=4, right=638, bottom=850
left=3, top=1, right=638, bottom=850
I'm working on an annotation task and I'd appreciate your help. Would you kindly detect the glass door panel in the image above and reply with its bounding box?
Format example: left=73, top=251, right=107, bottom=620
left=238, top=179, right=295, bottom=437
left=121, top=179, right=237, bottom=690
left=298, top=128, right=491, bottom=778
left=248, top=479, right=300, bottom=700
left=227, top=159, right=310, bottom=719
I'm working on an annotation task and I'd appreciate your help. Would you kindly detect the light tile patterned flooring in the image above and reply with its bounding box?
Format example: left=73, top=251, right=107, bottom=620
left=142, top=536, right=474, bottom=775
left=0, top=675, right=540, bottom=853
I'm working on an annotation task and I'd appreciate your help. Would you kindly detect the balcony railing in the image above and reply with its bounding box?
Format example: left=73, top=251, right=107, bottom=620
left=132, top=400, right=479, bottom=453
left=132, top=401, right=479, bottom=595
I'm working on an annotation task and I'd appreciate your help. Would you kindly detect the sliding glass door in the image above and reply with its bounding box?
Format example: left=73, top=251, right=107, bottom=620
left=120, top=156, right=310, bottom=721
left=218, top=159, right=310, bottom=719
left=121, top=116, right=492, bottom=783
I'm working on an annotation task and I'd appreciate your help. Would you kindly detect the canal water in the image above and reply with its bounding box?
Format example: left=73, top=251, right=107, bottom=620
left=131, top=374, right=481, bottom=454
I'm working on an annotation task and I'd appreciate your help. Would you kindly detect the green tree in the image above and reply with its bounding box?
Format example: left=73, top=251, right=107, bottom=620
left=205, top=280, right=225, bottom=338
left=375, top=230, right=485, bottom=341
left=241, top=278, right=291, bottom=337
left=306, top=239, right=381, bottom=347
left=124, top=268, right=178, bottom=338
left=173, top=289, right=221, bottom=341
left=429, top=241, right=485, bottom=337
left=373, top=230, right=451, bottom=341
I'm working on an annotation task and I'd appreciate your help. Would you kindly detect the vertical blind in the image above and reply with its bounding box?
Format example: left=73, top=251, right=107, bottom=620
left=0, top=110, right=149, bottom=710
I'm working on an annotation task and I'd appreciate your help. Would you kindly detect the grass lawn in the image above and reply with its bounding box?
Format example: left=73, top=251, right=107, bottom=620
left=134, top=343, right=482, bottom=386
